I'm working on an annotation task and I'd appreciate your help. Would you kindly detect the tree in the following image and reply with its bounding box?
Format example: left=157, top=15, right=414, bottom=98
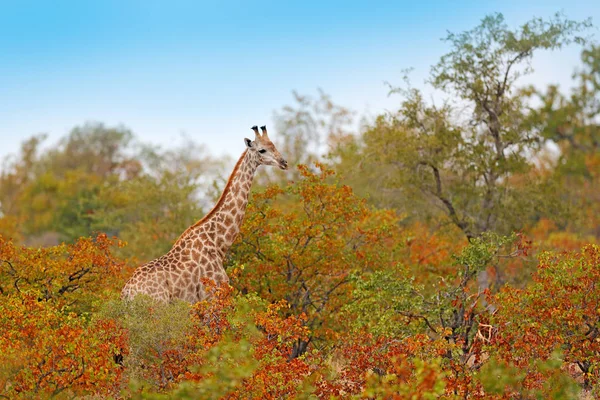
left=532, top=44, right=599, bottom=159
left=0, top=233, right=128, bottom=398
left=0, top=123, right=138, bottom=243
left=41, top=122, right=137, bottom=179
left=341, top=231, right=533, bottom=397
left=528, top=44, right=600, bottom=237
left=92, top=174, right=203, bottom=261
left=269, top=89, right=355, bottom=184
left=0, top=123, right=227, bottom=253
left=489, top=244, right=600, bottom=395
left=0, top=295, right=127, bottom=398
left=337, top=13, right=591, bottom=239
left=0, top=233, right=126, bottom=313
left=99, top=136, right=227, bottom=261
left=0, top=134, right=45, bottom=218
left=231, top=163, right=402, bottom=357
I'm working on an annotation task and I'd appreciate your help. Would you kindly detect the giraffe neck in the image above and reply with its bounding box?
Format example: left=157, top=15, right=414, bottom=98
left=176, top=149, right=260, bottom=256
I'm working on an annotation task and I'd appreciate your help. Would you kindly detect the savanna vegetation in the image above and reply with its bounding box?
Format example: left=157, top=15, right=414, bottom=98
left=1, top=12, right=599, bottom=399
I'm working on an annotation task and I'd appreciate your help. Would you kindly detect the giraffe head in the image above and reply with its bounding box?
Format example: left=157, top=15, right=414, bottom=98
left=245, top=125, right=288, bottom=170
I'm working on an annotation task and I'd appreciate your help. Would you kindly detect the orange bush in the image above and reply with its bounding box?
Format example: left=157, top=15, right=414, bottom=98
left=0, top=294, right=127, bottom=398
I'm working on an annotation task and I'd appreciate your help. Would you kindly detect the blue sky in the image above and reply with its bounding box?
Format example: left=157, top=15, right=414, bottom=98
left=1, top=0, right=599, bottom=161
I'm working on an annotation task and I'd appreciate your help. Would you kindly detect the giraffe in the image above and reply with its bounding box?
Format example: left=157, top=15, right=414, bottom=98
left=121, top=125, right=287, bottom=303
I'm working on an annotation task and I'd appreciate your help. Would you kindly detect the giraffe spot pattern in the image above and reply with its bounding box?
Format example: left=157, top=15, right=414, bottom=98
left=121, top=146, right=272, bottom=303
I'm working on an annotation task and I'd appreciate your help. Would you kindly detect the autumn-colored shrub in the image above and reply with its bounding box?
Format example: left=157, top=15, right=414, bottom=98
left=127, top=284, right=314, bottom=399
left=232, top=163, right=402, bottom=356
left=489, top=244, right=600, bottom=396
left=314, top=333, right=449, bottom=399
left=0, top=294, right=127, bottom=398
left=99, top=295, right=193, bottom=390
left=0, top=233, right=126, bottom=313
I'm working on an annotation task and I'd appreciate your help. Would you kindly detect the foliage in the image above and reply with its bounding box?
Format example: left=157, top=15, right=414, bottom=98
left=334, top=232, right=532, bottom=398
left=98, top=295, right=194, bottom=389
left=528, top=44, right=600, bottom=238
left=336, top=13, right=592, bottom=239
left=0, top=135, right=46, bottom=228
left=232, top=162, right=402, bottom=356
left=343, top=269, right=425, bottom=338
left=0, top=123, right=226, bottom=261
left=531, top=44, right=599, bottom=160
left=0, top=294, right=127, bottom=398
left=92, top=174, right=203, bottom=261
left=314, top=332, right=449, bottom=399
left=0, top=233, right=126, bottom=313
left=269, top=89, right=355, bottom=184
left=477, top=353, right=581, bottom=399
left=490, top=245, right=600, bottom=395
left=117, top=284, right=314, bottom=399
left=42, top=122, right=136, bottom=179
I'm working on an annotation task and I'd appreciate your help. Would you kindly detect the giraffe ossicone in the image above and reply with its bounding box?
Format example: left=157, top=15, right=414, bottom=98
left=121, top=125, right=287, bottom=303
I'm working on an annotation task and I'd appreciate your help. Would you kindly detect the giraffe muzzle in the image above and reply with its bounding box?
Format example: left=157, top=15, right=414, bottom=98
left=279, top=159, right=288, bottom=170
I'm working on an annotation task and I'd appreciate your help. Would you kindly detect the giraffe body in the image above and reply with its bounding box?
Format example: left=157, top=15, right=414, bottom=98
left=121, top=126, right=286, bottom=302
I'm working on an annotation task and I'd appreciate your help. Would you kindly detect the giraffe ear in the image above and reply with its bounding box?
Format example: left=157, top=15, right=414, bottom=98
left=244, top=138, right=253, bottom=148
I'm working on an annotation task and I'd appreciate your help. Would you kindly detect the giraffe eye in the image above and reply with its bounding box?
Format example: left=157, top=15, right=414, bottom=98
left=258, top=149, right=267, bottom=154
